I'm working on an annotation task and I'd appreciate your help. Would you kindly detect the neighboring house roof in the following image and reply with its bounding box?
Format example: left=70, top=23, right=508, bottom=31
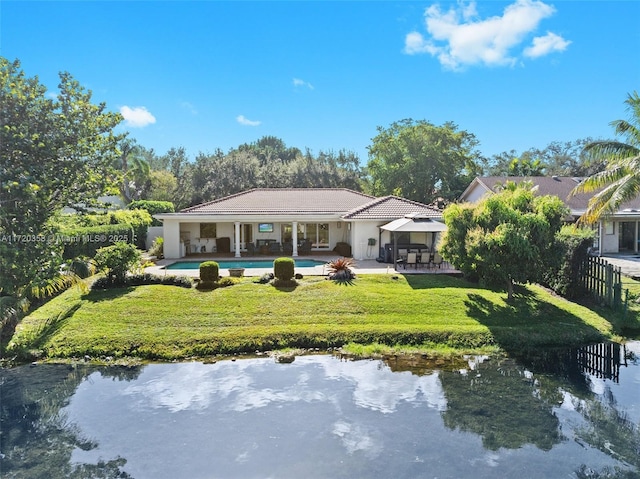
left=460, top=176, right=640, bottom=216
left=342, top=195, right=442, bottom=220
left=181, top=188, right=376, bottom=216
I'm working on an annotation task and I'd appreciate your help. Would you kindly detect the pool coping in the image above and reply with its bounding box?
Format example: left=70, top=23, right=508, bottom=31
left=145, top=257, right=458, bottom=277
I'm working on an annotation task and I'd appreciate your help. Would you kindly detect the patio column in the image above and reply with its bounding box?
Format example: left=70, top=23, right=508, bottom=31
left=292, top=221, right=299, bottom=256
left=234, top=221, right=241, bottom=258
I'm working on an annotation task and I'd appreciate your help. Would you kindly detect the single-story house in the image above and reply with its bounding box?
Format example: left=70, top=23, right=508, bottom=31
left=459, top=176, right=640, bottom=255
left=155, top=188, right=444, bottom=260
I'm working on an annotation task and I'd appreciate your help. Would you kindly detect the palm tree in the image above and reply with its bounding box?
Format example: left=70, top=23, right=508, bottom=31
left=115, top=138, right=150, bottom=203
left=573, top=91, right=640, bottom=224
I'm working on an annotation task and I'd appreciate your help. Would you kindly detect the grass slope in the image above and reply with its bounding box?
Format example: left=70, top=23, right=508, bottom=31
left=7, top=274, right=622, bottom=362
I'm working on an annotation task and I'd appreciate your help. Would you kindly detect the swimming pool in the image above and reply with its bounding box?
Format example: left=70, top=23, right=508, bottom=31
left=165, top=259, right=327, bottom=270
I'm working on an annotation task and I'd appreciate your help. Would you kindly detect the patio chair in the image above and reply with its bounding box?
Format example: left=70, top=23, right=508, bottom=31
left=299, top=240, right=312, bottom=255
left=246, top=242, right=256, bottom=255
left=432, top=252, right=443, bottom=269
left=418, top=252, right=431, bottom=268
left=404, top=252, right=418, bottom=269
left=283, top=241, right=293, bottom=255
left=268, top=242, right=282, bottom=254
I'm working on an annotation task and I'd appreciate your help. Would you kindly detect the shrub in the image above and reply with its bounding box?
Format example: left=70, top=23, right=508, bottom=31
left=542, top=225, right=595, bottom=298
left=327, top=257, right=356, bottom=282
left=255, top=273, right=274, bottom=284
left=65, top=256, right=95, bottom=279
left=274, top=257, right=295, bottom=281
left=199, top=261, right=220, bottom=282
left=94, top=242, right=142, bottom=284
left=128, top=200, right=175, bottom=226
left=60, top=224, right=136, bottom=259
left=91, top=273, right=192, bottom=290
left=218, top=277, right=238, bottom=288
left=149, top=237, right=164, bottom=258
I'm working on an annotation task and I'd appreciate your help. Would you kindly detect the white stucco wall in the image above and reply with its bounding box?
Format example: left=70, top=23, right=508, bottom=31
left=351, top=221, right=385, bottom=260
left=600, top=220, right=619, bottom=254
left=162, top=219, right=181, bottom=259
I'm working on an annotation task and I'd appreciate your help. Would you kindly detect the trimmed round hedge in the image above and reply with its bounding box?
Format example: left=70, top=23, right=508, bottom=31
left=273, top=257, right=295, bottom=281
left=199, top=261, right=220, bottom=282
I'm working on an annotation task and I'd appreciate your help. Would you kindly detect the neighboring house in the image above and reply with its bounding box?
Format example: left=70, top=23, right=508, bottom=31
left=460, top=176, right=640, bottom=255
left=155, top=188, right=443, bottom=260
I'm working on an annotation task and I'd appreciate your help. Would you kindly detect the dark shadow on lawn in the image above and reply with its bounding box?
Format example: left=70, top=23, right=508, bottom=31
left=404, top=274, right=478, bottom=290
left=82, top=287, right=136, bottom=303
left=464, top=285, right=608, bottom=354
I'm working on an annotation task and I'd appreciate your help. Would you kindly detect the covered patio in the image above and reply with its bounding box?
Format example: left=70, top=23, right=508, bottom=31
left=379, top=214, right=448, bottom=268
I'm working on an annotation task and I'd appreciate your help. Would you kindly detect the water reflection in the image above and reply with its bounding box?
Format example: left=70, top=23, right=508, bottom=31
left=1, top=342, right=638, bottom=479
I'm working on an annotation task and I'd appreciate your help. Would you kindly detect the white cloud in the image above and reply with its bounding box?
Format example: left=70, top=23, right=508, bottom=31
left=236, top=115, right=261, bottom=126
left=293, top=77, right=314, bottom=90
left=404, top=0, right=569, bottom=70
left=120, top=106, right=156, bottom=127
left=524, top=31, right=571, bottom=58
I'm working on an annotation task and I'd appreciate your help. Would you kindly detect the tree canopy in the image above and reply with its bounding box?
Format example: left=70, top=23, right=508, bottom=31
left=439, top=181, right=568, bottom=299
left=0, top=57, right=122, bottom=310
left=366, top=119, right=482, bottom=205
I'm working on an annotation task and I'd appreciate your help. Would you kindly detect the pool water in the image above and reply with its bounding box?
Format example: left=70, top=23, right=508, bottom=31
left=165, top=259, right=327, bottom=270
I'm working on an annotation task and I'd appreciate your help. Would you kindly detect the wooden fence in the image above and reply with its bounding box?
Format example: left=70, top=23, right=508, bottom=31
left=575, top=342, right=623, bottom=383
left=580, top=256, right=625, bottom=310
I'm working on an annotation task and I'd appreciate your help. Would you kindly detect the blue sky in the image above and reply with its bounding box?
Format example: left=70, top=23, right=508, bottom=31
left=2, top=1, right=639, bottom=164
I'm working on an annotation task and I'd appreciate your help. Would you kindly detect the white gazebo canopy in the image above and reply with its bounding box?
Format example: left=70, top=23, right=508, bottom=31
left=380, top=213, right=447, bottom=233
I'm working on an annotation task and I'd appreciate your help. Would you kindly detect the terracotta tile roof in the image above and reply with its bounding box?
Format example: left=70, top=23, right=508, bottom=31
left=181, top=188, right=376, bottom=215
left=342, top=196, right=442, bottom=220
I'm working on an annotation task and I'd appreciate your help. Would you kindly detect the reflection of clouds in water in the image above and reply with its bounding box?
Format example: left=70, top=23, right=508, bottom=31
left=320, top=358, right=446, bottom=413
left=471, top=452, right=500, bottom=467
left=122, top=356, right=446, bottom=415
left=231, top=387, right=326, bottom=412
left=123, top=359, right=325, bottom=413
left=123, top=361, right=254, bottom=412
left=332, top=420, right=383, bottom=457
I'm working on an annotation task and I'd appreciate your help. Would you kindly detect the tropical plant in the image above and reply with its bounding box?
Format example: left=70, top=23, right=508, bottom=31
left=327, top=257, right=356, bottom=282
left=148, top=237, right=164, bottom=258
left=572, top=91, right=640, bottom=223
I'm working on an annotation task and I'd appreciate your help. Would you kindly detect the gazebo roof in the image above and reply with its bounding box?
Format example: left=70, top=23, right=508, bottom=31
left=380, top=214, right=447, bottom=233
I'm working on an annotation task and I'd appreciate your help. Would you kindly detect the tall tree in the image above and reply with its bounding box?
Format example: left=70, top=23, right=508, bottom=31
left=572, top=91, right=640, bottom=223
left=440, top=181, right=567, bottom=300
left=366, top=119, right=482, bottom=204
left=114, top=138, right=150, bottom=203
left=0, top=58, right=122, bottom=316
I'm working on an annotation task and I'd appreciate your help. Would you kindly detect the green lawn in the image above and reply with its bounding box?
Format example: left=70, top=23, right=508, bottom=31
left=6, top=274, right=627, bottom=362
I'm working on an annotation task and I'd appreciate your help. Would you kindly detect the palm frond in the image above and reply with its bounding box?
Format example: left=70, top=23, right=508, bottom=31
left=583, top=141, right=639, bottom=161
left=579, top=173, right=640, bottom=224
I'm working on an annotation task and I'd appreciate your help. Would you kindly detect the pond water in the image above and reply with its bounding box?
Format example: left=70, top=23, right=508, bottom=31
left=1, top=342, right=639, bottom=479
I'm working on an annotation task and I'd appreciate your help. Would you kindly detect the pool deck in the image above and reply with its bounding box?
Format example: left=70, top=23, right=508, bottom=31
left=146, top=255, right=461, bottom=278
